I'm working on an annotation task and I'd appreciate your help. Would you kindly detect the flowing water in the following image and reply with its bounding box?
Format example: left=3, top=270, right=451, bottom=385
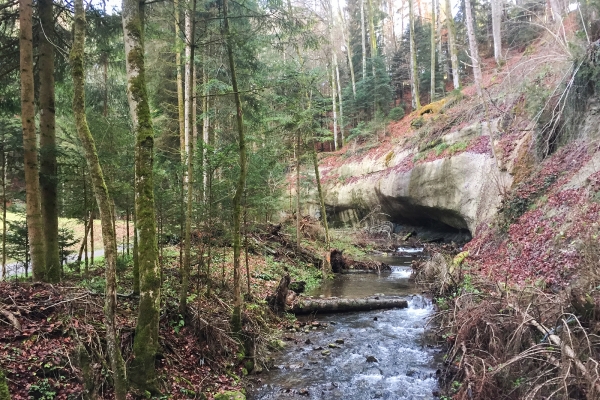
left=248, top=255, right=440, bottom=400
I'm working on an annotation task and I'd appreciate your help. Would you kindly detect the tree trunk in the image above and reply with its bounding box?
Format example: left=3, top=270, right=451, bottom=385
left=2, top=150, right=6, bottom=280
left=90, top=211, right=94, bottom=266
left=295, top=132, right=301, bottom=248
left=39, top=0, right=60, bottom=283
left=445, top=0, right=460, bottom=90
left=367, top=0, right=377, bottom=78
left=122, top=0, right=161, bottom=391
left=330, top=63, right=338, bottom=150
left=291, top=296, right=408, bottom=314
left=491, top=0, right=502, bottom=65
left=339, top=5, right=356, bottom=99
left=409, top=0, right=421, bottom=110
left=223, top=0, right=247, bottom=335
left=180, top=0, right=196, bottom=316
left=20, top=0, right=45, bottom=281
left=71, top=1, right=128, bottom=397
left=175, top=0, right=185, bottom=161
left=311, top=144, right=330, bottom=251
left=360, top=0, right=367, bottom=80
left=430, top=0, right=436, bottom=102
left=464, top=0, right=483, bottom=98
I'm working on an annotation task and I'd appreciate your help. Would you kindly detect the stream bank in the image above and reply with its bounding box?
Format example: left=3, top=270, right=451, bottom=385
left=248, top=256, right=441, bottom=400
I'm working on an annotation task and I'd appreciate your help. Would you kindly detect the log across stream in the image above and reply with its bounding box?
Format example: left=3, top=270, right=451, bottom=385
left=248, top=256, right=441, bottom=399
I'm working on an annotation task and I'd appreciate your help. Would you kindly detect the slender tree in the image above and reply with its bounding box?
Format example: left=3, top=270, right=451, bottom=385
left=491, top=0, right=502, bottom=65
left=39, top=0, right=60, bottom=282
left=464, top=0, right=483, bottom=97
left=339, top=5, right=356, bottom=98
left=430, top=0, right=436, bottom=101
left=408, top=0, right=421, bottom=110
left=360, top=0, right=367, bottom=80
left=445, top=0, right=460, bottom=89
left=71, top=1, right=128, bottom=397
left=20, top=0, right=45, bottom=281
left=179, top=0, right=196, bottom=316
left=122, top=0, right=161, bottom=391
left=223, top=0, right=247, bottom=335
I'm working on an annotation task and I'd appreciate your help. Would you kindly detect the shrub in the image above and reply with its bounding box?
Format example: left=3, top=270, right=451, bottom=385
left=388, top=106, right=405, bottom=121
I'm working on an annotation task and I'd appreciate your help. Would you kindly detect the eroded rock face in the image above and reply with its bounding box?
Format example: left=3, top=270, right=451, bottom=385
left=321, top=122, right=512, bottom=235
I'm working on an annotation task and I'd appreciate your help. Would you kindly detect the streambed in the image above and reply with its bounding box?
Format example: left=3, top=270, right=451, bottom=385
left=248, top=256, right=440, bottom=399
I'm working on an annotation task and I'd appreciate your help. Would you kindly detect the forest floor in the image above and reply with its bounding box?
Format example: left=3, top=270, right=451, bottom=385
left=0, top=220, right=377, bottom=399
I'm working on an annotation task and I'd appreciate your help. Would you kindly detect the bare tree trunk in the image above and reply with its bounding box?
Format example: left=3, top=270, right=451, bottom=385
left=20, top=0, right=45, bottom=281
left=175, top=0, right=185, bottom=161
left=464, top=0, right=483, bottom=98
left=202, top=60, right=209, bottom=201
left=335, top=62, right=344, bottom=145
left=339, top=5, right=356, bottom=99
left=367, top=0, right=377, bottom=78
left=296, top=133, right=301, bottom=248
left=361, top=0, right=367, bottom=80
left=409, top=0, right=421, bottom=110
left=491, top=0, right=502, bottom=65
left=180, top=0, right=196, bottom=316
left=223, top=0, right=247, bottom=335
left=430, top=0, right=436, bottom=102
left=71, top=1, right=127, bottom=397
left=445, top=0, right=460, bottom=89
left=90, top=211, right=94, bottom=266
left=122, top=0, right=161, bottom=391
left=2, top=150, right=6, bottom=280
left=39, top=0, right=60, bottom=283
left=330, top=63, right=338, bottom=150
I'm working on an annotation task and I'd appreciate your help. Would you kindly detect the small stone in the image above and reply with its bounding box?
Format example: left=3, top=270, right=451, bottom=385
left=321, top=350, right=331, bottom=356
left=313, top=346, right=323, bottom=351
left=373, top=317, right=378, bottom=321
left=335, top=339, right=344, bottom=344
left=298, top=389, right=309, bottom=396
left=328, top=343, right=339, bottom=348
left=366, top=355, right=378, bottom=363
left=312, top=327, right=317, bottom=330
left=305, top=338, right=312, bottom=345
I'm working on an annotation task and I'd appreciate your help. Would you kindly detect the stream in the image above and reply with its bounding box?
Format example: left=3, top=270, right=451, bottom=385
left=248, top=255, right=440, bottom=399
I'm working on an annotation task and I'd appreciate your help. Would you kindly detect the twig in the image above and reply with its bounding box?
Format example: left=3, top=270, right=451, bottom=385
left=0, top=307, right=22, bottom=331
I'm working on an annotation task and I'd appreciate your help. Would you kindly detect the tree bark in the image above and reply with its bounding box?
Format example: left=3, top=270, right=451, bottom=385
left=71, top=1, right=128, bottom=397
left=367, top=0, right=377, bottom=78
left=175, top=0, right=185, bottom=161
left=409, top=0, right=421, bottom=110
left=330, top=63, right=338, bottom=150
left=360, top=0, right=367, bottom=80
left=291, top=296, right=408, bottom=314
left=179, top=0, right=196, bottom=316
left=2, top=150, right=6, bottom=280
left=491, top=0, right=502, bottom=65
left=464, top=0, right=483, bottom=98
left=20, top=0, right=45, bottom=281
left=445, top=0, right=460, bottom=90
left=223, top=0, right=247, bottom=335
left=339, top=5, right=356, bottom=99
left=122, top=0, right=161, bottom=391
left=430, top=0, right=436, bottom=102
left=39, top=0, right=60, bottom=283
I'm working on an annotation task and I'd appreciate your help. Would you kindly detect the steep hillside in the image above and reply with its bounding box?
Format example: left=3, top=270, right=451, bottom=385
left=316, top=26, right=600, bottom=287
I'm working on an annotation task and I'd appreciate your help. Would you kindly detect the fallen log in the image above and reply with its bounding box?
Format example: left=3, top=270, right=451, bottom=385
left=290, top=296, right=408, bottom=315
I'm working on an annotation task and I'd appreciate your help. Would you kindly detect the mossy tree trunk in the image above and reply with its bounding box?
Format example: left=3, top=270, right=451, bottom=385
left=122, top=0, right=161, bottom=391
left=71, top=1, right=128, bottom=398
left=20, top=0, right=45, bottom=281
left=38, top=0, right=60, bottom=283
left=223, top=0, right=246, bottom=335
